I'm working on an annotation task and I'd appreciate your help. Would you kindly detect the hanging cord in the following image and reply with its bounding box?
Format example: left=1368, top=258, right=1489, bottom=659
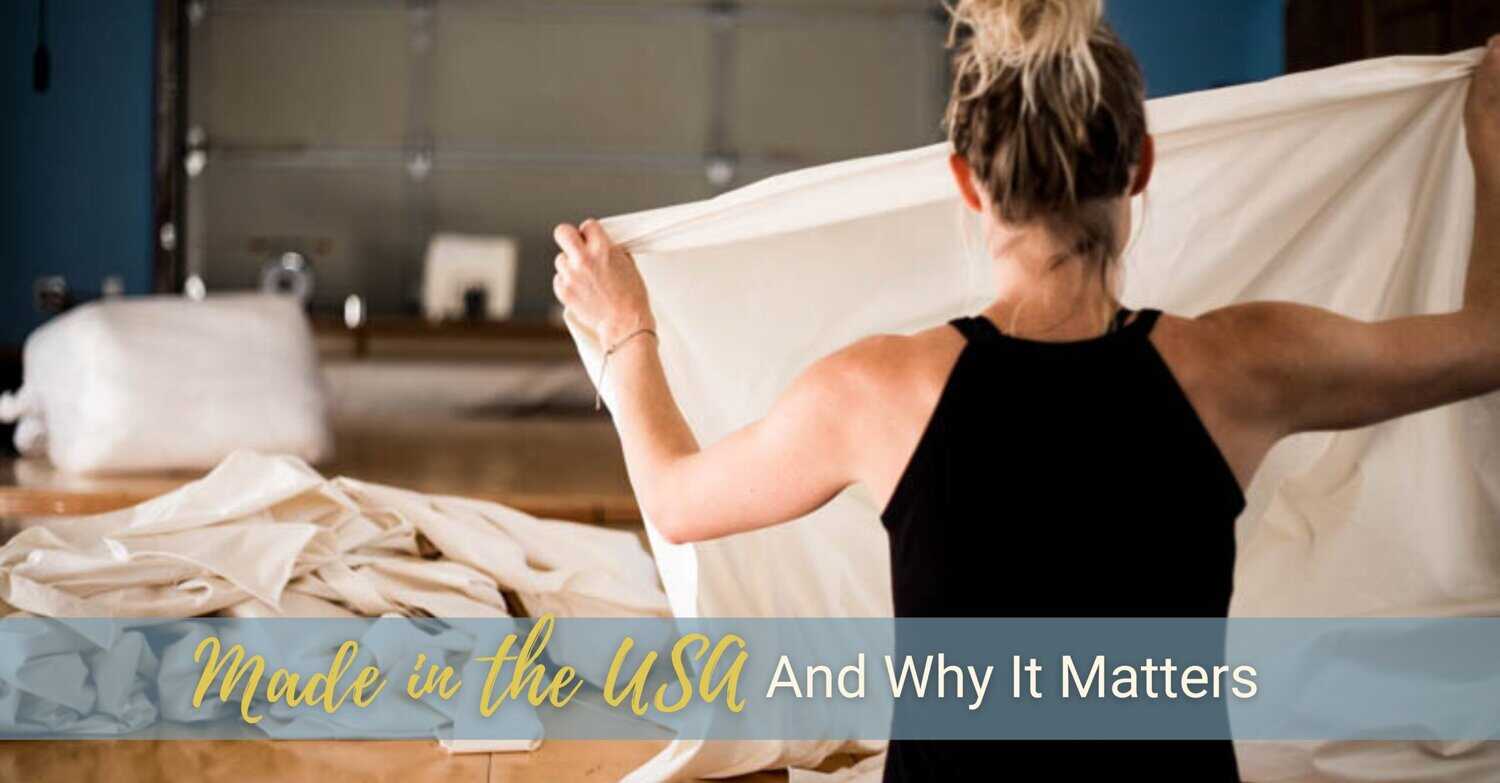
left=595, top=328, right=658, bottom=411
left=33, top=0, right=50, bottom=94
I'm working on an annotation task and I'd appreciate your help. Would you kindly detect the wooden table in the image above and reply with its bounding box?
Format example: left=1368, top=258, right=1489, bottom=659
left=0, top=739, right=800, bottom=783
left=0, top=415, right=797, bottom=782
left=0, top=331, right=853, bottom=782
left=0, top=415, right=640, bottom=523
left=311, top=314, right=577, bottom=361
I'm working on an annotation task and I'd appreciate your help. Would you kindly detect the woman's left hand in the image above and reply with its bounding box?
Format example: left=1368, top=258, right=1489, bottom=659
left=553, top=219, right=655, bottom=347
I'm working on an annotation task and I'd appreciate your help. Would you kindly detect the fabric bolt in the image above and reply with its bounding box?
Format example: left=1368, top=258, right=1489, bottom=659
left=0, top=451, right=670, bottom=742
left=0, top=295, right=332, bottom=474
left=567, top=52, right=1500, bottom=782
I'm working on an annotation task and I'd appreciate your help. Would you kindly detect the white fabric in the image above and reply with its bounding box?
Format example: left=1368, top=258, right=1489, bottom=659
left=565, top=52, right=1500, bottom=781
left=0, top=295, right=331, bottom=474
left=0, top=614, right=159, bottom=735
left=0, top=449, right=668, bottom=621
left=787, top=754, right=885, bottom=783
left=0, top=451, right=670, bottom=738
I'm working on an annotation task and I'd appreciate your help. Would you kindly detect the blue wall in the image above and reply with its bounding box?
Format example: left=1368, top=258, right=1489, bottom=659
left=1, top=1, right=155, bottom=346
left=1107, top=0, right=1285, bottom=97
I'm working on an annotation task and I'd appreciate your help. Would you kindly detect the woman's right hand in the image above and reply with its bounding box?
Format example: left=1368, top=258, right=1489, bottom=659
left=552, top=220, right=656, bottom=350
left=1466, top=36, right=1500, bottom=189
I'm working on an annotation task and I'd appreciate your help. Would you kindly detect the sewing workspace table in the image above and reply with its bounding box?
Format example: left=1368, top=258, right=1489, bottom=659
left=0, top=320, right=819, bottom=781
left=0, top=738, right=799, bottom=782
left=0, top=410, right=803, bottom=781
left=0, top=415, right=640, bottom=524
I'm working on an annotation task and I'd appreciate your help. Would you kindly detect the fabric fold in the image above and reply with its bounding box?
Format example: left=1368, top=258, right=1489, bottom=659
left=0, top=451, right=670, bottom=741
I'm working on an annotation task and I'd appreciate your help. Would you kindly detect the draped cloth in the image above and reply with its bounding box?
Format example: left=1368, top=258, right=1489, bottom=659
left=0, top=451, right=670, bottom=744
left=572, top=52, right=1500, bottom=782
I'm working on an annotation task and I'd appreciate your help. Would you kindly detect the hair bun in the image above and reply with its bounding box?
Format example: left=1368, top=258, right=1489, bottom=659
left=949, top=0, right=1104, bottom=112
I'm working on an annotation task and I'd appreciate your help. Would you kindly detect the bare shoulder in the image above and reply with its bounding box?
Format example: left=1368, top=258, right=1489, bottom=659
left=786, top=324, right=966, bottom=448
left=1162, top=301, right=1351, bottom=393
left=1153, top=302, right=1332, bottom=374
left=1148, top=304, right=1289, bottom=417
left=1148, top=303, right=1323, bottom=482
left=1191, top=301, right=1331, bottom=349
left=804, top=323, right=968, bottom=406
left=792, top=324, right=967, bottom=503
left=1150, top=306, right=1256, bottom=369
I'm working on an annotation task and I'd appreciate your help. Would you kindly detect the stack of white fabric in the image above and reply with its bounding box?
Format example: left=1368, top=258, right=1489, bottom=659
left=569, top=51, right=1499, bottom=782
left=0, top=295, right=332, bottom=475
left=0, top=451, right=669, bottom=743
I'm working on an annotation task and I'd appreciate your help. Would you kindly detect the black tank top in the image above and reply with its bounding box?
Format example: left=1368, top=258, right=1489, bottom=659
left=880, top=309, right=1244, bottom=781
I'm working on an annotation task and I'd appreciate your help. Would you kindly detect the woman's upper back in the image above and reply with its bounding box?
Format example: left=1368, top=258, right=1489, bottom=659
left=868, top=309, right=1245, bottom=617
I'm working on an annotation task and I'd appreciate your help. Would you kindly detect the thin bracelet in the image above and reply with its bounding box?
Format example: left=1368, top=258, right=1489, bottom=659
left=596, top=327, right=658, bottom=411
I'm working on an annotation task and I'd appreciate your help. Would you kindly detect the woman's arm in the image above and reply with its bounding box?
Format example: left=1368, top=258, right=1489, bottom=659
left=552, top=221, right=869, bottom=544
left=1205, top=38, right=1500, bottom=439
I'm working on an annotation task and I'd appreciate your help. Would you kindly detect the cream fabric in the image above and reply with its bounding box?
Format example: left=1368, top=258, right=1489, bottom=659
left=0, top=614, right=158, bottom=735
left=0, top=451, right=669, bottom=739
left=568, top=52, right=1500, bottom=782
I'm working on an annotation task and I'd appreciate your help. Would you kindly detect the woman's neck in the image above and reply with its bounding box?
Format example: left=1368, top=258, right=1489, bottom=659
left=981, top=236, right=1121, bottom=342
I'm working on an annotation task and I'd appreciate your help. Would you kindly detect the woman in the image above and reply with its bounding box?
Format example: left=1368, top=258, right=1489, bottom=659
left=553, top=0, right=1500, bottom=778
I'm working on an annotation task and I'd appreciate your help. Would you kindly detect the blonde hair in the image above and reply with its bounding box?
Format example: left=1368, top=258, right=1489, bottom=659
left=944, top=0, right=1146, bottom=270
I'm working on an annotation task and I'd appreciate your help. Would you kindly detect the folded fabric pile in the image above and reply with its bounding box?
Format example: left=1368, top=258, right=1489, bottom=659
left=0, top=450, right=669, bottom=741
